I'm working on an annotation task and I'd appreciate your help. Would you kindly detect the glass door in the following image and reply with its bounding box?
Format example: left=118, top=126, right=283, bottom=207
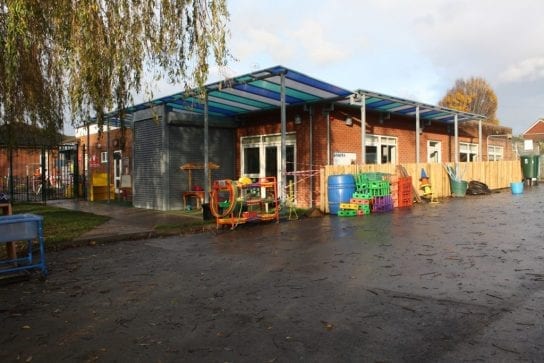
left=265, top=146, right=278, bottom=179
left=241, top=133, right=297, bottom=199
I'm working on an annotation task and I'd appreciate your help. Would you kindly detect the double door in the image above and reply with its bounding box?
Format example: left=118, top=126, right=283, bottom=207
left=242, top=134, right=296, bottom=199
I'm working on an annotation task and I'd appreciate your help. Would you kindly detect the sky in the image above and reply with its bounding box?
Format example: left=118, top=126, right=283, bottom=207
left=218, top=0, right=544, bottom=135
left=67, top=0, right=544, bottom=136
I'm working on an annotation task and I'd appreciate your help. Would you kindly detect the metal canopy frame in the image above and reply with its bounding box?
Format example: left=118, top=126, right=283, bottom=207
left=347, top=89, right=486, bottom=123
left=345, top=89, right=486, bottom=169
left=103, top=65, right=352, bottom=124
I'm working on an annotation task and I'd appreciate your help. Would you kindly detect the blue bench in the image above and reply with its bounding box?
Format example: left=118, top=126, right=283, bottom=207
left=0, top=214, right=47, bottom=278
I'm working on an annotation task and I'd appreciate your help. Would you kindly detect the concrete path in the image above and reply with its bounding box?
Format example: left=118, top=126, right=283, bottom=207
left=1, top=186, right=544, bottom=362
left=47, top=200, right=209, bottom=243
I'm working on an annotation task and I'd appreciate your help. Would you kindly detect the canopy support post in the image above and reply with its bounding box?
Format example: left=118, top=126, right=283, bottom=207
left=361, top=94, right=366, bottom=164
left=280, top=71, right=287, bottom=204
left=106, top=118, right=111, bottom=203
left=204, top=92, right=209, bottom=204
left=478, top=119, right=482, bottom=161
left=454, top=114, right=459, bottom=173
left=416, top=105, right=420, bottom=169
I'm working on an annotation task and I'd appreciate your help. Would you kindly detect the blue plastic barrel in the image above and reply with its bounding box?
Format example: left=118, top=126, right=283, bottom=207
left=328, top=174, right=356, bottom=215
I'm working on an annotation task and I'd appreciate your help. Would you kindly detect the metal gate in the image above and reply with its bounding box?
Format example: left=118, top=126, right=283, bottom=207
left=0, top=144, right=80, bottom=203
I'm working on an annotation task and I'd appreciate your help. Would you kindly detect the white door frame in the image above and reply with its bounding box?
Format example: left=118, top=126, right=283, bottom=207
left=427, top=140, right=442, bottom=163
left=113, top=150, right=122, bottom=193
left=240, top=133, right=297, bottom=198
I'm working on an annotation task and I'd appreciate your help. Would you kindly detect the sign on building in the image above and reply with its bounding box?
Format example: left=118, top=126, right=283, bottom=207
left=333, top=152, right=356, bottom=165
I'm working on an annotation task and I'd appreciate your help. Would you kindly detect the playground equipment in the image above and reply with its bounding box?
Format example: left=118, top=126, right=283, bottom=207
left=210, top=177, right=279, bottom=229
left=180, top=162, right=219, bottom=210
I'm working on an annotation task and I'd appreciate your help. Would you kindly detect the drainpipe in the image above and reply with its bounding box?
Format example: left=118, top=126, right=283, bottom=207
left=326, top=111, right=331, bottom=164
left=309, top=105, right=314, bottom=207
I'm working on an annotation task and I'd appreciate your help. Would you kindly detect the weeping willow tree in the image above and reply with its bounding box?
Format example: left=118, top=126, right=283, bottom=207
left=0, top=0, right=230, bottom=146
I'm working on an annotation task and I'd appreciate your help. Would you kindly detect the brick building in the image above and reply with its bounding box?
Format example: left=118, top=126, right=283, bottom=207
left=522, top=118, right=544, bottom=143
left=78, top=66, right=514, bottom=210
left=76, top=124, right=133, bottom=199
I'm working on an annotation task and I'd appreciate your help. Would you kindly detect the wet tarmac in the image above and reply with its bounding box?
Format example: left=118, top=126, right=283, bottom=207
left=1, top=186, right=544, bottom=362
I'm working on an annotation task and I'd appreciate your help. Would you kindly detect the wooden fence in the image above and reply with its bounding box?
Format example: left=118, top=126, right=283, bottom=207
left=319, top=161, right=523, bottom=213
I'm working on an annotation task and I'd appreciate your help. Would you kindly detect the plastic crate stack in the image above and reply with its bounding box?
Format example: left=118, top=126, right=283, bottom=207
left=397, top=176, right=413, bottom=208
left=337, top=172, right=394, bottom=216
left=368, top=175, right=393, bottom=213
left=390, top=175, right=399, bottom=207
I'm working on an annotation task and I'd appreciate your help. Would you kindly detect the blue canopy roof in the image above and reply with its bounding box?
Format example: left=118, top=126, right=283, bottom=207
left=346, top=89, right=486, bottom=123
left=119, top=65, right=353, bottom=121
left=100, top=66, right=484, bottom=127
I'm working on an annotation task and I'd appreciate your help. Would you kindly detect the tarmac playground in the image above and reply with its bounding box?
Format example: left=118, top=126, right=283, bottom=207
left=1, top=185, right=544, bottom=362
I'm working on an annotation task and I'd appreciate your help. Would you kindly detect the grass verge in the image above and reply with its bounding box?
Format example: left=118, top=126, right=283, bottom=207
left=12, top=203, right=110, bottom=250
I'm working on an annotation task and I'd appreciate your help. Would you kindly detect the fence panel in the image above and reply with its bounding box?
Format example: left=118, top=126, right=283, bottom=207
left=320, top=161, right=523, bottom=213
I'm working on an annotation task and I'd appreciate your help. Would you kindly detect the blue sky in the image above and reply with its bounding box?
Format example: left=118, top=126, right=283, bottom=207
left=72, top=0, right=544, bottom=136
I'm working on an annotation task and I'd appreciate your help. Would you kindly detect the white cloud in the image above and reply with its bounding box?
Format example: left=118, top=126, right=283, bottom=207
left=222, top=0, right=544, bottom=134
left=234, top=27, right=295, bottom=62
left=292, top=19, right=352, bottom=65
left=499, top=57, right=544, bottom=83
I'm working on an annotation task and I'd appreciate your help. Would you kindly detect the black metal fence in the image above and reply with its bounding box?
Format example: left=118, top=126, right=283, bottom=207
left=1, top=144, right=82, bottom=203
left=0, top=174, right=84, bottom=202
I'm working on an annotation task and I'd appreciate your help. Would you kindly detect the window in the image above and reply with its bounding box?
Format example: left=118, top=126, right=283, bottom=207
left=365, top=135, right=397, bottom=164
left=241, top=133, right=297, bottom=197
left=488, top=145, right=504, bottom=161
left=100, top=151, right=108, bottom=163
left=459, top=142, right=478, bottom=162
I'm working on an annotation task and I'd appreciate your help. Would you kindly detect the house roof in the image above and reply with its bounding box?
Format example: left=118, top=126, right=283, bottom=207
left=522, top=118, right=544, bottom=136
left=339, top=89, right=486, bottom=124
left=98, top=65, right=485, bottom=127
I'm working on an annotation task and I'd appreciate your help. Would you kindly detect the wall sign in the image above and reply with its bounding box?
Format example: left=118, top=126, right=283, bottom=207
left=333, top=152, right=356, bottom=165
left=90, top=154, right=100, bottom=168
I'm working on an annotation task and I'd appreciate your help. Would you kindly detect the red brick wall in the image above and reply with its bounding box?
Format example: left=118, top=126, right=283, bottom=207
left=232, top=105, right=515, bottom=208
left=77, top=128, right=133, bottom=183
left=0, top=148, right=43, bottom=177
left=326, top=108, right=459, bottom=164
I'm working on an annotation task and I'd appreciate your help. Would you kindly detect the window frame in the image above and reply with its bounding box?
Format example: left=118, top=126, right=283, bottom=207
left=459, top=142, right=479, bottom=162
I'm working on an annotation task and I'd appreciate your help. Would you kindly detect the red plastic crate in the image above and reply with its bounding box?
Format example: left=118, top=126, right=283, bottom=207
left=398, top=176, right=412, bottom=193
